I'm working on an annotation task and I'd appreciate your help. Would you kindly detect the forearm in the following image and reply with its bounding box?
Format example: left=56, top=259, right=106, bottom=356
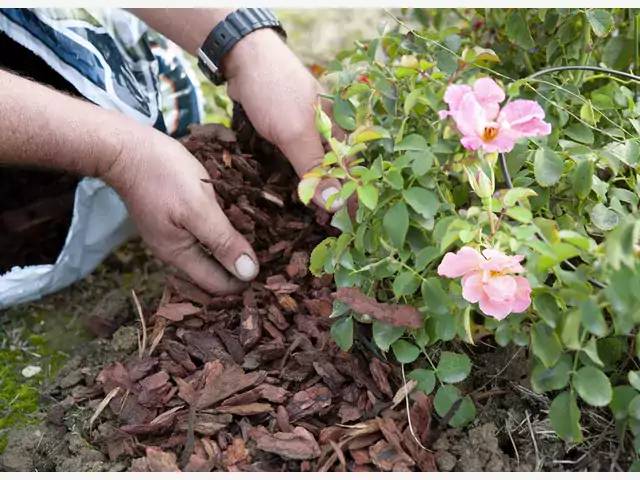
left=0, top=69, right=146, bottom=180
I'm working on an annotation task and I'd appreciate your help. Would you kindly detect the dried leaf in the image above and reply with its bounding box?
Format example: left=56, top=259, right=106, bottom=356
left=249, top=426, right=321, bottom=460
left=333, top=287, right=422, bottom=328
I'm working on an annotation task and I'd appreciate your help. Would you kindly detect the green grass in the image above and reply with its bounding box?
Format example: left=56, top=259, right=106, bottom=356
left=0, top=329, right=66, bottom=454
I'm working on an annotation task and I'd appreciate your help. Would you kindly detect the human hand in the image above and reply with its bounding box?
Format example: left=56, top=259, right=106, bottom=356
left=223, top=29, right=345, bottom=211
left=103, top=127, right=258, bottom=295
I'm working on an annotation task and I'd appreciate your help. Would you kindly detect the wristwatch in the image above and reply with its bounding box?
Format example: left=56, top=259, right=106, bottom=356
left=197, top=8, right=287, bottom=85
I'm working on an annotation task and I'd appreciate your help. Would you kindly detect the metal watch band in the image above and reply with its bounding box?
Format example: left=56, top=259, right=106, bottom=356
left=196, top=8, right=286, bottom=85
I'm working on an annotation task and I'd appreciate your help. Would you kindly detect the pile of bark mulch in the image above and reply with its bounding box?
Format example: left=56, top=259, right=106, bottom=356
left=0, top=166, right=78, bottom=274
left=42, top=118, right=438, bottom=472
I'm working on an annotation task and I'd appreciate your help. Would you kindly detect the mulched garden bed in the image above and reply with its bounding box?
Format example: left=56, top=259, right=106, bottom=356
left=2, top=111, right=616, bottom=473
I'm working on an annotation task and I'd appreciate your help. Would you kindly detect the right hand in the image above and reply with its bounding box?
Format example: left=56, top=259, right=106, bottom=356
left=103, top=127, right=258, bottom=295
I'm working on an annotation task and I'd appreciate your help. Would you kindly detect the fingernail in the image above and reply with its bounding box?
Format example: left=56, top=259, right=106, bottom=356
left=321, top=187, right=344, bottom=210
left=235, top=254, right=257, bottom=280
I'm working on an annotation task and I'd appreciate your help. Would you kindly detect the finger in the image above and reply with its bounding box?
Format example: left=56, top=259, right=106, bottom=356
left=185, top=192, right=260, bottom=282
left=171, top=241, right=247, bottom=295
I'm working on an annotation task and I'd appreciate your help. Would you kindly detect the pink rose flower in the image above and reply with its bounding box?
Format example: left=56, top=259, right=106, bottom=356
left=437, top=246, right=532, bottom=320
left=439, top=77, right=552, bottom=153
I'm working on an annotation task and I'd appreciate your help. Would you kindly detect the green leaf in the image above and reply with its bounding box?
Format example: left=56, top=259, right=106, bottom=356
left=573, top=366, right=612, bottom=407
left=372, top=322, right=405, bottom=352
left=503, top=187, right=537, bottom=207
left=549, top=391, right=583, bottom=443
left=357, top=184, right=379, bottom=210
left=354, top=126, right=391, bottom=143
left=394, top=133, right=428, bottom=152
left=571, top=160, right=594, bottom=199
left=407, top=368, right=436, bottom=395
left=531, top=354, right=572, bottom=393
left=437, top=352, right=471, bottom=384
left=629, top=395, right=640, bottom=420
left=415, top=246, right=439, bottom=271
left=410, top=150, right=435, bottom=176
left=403, top=187, right=439, bottom=219
left=533, top=293, right=561, bottom=328
left=310, top=238, right=336, bottom=276
left=333, top=95, right=357, bottom=130
left=531, top=323, right=563, bottom=368
left=625, top=139, right=640, bottom=167
left=404, top=89, right=423, bottom=116
left=586, top=9, right=614, bottom=37
left=578, top=298, right=608, bottom=337
left=629, top=371, right=640, bottom=391
left=506, top=11, right=535, bottom=50
left=331, top=317, right=353, bottom=351
left=421, top=278, right=450, bottom=315
left=603, top=36, right=635, bottom=70
left=331, top=206, right=353, bottom=234
left=505, top=206, right=533, bottom=223
left=560, top=309, right=582, bottom=350
left=565, top=123, right=594, bottom=144
left=393, top=271, right=420, bottom=297
left=391, top=339, right=421, bottom=364
left=582, top=338, right=604, bottom=367
left=434, top=385, right=476, bottom=428
left=591, top=203, right=619, bottom=231
left=534, top=148, right=565, bottom=187
left=383, top=201, right=409, bottom=248
left=611, top=386, right=639, bottom=420
left=298, top=176, right=320, bottom=205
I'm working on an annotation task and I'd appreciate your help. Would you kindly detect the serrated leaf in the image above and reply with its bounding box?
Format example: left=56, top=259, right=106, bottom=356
left=503, top=187, right=537, bottom=207
left=574, top=366, right=612, bottom=407
left=473, top=46, right=501, bottom=62
left=357, top=184, right=379, bottom=210
left=591, top=203, right=619, bottom=231
left=534, top=148, right=565, bottom=187
left=383, top=201, right=409, bottom=248
left=373, top=322, right=405, bottom=352
left=531, top=323, right=563, bottom=368
left=403, top=187, right=439, bottom=219
left=394, top=133, right=428, bottom=152
left=354, top=126, right=391, bottom=143
left=506, top=11, right=535, bottom=50
left=415, top=246, right=439, bottom=271
left=571, top=160, right=594, bottom=199
left=531, top=354, right=572, bottom=393
left=331, top=317, right=353, bottom=351
left=578, top=298, right=607, bottom=337
left=333, top=95, right=357, bottom=130
left=421, top=278, right=450, bottom=315
left=393, top=271, right=420, bottom=297
left=372, top=322, right=406, bottom=352
left=298, top=176, right=320, bottom=205
left=310, top=238, right=336, bottom=276
left=582, top=338, right=604, bottom=367
left=407, top=368, right=436, bottom=395
left=560, top=309, right=582, bottom=350
left=565, top=123, right=595, bottom=144
left=533, top=293, right=561, bottom=328
left=410, top=150, right=435, bottom=176
left=611, top=386, right=639, bottom=420
left=586, top=9, right=614, bottom=37
left=331, top=206, right=353, bottom=234
left=404, top=89, right=423, bottom=116
left=434, top=385, right=476, bottom=428
left=549, top=391, right=583, bottom=443
left=437, top=352, right=471, bottom=384
left=391, top=339, right=421, bottom=363
left=505, top=206, right=533, bottom=223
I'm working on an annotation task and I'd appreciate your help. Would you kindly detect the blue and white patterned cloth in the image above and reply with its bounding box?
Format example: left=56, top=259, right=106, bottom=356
left=0, top=8, right=206, bottom=308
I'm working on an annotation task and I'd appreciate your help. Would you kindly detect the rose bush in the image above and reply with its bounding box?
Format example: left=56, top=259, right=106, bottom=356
left=299, top=8, right=640, bottom=467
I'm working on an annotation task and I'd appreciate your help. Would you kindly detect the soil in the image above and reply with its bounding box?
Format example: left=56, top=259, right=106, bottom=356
left=2, top=108, right=628, bottom=472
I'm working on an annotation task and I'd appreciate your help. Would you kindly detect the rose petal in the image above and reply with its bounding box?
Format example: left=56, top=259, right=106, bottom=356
left=511, top=276, right=532, bottom=313
left=473, top=77, right=505, bottom=106
left=498, top=100, right=552, bottom=138
left=443, top=84, right=472, bottom=112
left=454, top=93, right=487, bottom=138
left=437, top=247, right=484, bottom=278
left=481, top=250, right=525, bottom=274
left=461, top=272, right=484, bottom=303
left=482, top=274, right=517, bottom=304
left=478, top=296, right=513, bottom=320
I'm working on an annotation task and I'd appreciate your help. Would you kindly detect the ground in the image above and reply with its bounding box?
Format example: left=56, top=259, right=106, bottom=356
left=0, top=8, right=630, bottom=472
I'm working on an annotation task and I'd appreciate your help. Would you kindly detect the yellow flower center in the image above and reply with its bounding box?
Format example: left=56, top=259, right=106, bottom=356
left=482, top=125, right=499, bottom=141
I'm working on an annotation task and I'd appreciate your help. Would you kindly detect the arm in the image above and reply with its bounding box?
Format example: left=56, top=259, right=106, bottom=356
left=0, top=68, right=141, bottom=179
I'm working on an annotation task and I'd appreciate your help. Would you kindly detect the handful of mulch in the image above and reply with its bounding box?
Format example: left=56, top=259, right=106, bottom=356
left=52, top=120, right=437, bottom=472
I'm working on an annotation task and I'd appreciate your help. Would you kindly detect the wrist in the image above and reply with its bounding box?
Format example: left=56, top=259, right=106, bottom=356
left=221, top=28, right=284, bottom=80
